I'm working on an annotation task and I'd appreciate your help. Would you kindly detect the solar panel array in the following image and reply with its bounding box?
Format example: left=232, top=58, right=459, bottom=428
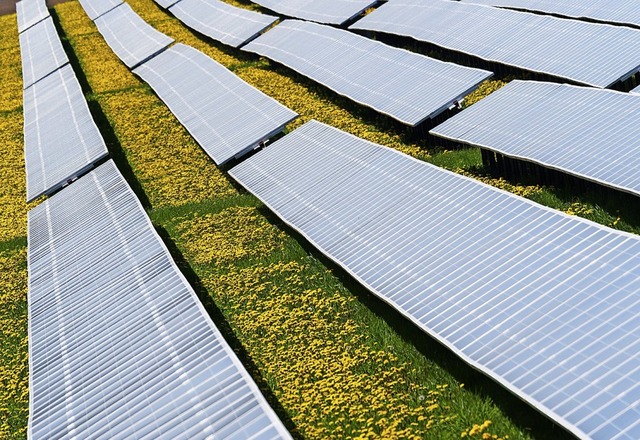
left=244, top=19, right=492, bottom=126
left=24, top=64, right=109, bottom=202
left=251, top=0, right=377, bottom=25
left=430, top=81, right=640, bottom=197
left=18, top=0, right=640, bottom=437
left=350, top=0, right=640, bottom=88
left=19, top=17, right=69, bottom=89
left=169, top=0, right=277, bottom=48
left=230, top=119, right=640, bottom=440
left=77, top=0, right=123, bottom=20
left=16, top=0, right=49, bottom=33
left=457, top=0, right=640, bottom=28
left=133, top=43, right=298, bottom=165
left=93, top=3, right=174, bottom=68
left=28, top=160, right=292, bottom=440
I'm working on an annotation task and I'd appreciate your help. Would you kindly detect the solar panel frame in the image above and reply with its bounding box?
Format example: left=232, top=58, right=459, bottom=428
left=430, top=80, right=640, bottom=198
left=93, top=3, right=174, bottom=69
left=133, top=43, right=298, bottom=165
left=169, top=0, right=278, bottom=48
left=28, top=160, right=292, bottom=440
left=16, top=0, right=50, bottom=33
left=349, top=0, right=640, bottom=88
left=19, top=17, right=69, bottom=89
left=230, top=119, right=640, bottom=440
left=457, top=0, right=640, bottom=29
left=243, top=19, right=492, bottom=126
left=23, top=64, right=109, bottom=202
left=251, top=0, right=377, bottom=25
left=77, top=0, right=123, bottom=20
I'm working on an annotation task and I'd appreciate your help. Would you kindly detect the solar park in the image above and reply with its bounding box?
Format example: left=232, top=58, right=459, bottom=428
left=4, top=0, right=640, bottom=438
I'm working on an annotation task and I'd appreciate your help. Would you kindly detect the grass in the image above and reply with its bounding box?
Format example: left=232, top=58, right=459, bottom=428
left=2, top=0, right=637, bottom=438
left=0, top=13, right=29, bottom=440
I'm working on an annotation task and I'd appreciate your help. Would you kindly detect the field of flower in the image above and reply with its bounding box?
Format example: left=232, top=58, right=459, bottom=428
left=0, top=13, right=29, bottom=440
left=1, top=1, right=638, bottom=438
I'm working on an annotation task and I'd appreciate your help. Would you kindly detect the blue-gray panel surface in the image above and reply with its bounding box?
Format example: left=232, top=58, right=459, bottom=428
left=24, top=64, right=109, bottom=202
left=93, top=3, right=174, bottom=68
left=430, top=81, right=640, bottom=197
left=169, top=0, right=277, bottom=48
left=133, top=43, right=298, bottom=165
left=19, top=17, right=69, bottom=89
left=632, top=84, right=640, bottom=95
left=458, top=0, right=640, bottom=28
left=251, top=0, right=376, bottom=25
left=243, top=19, right=492, bottom=126
left=28, top=160, right=292, bottom=440
left=16, top=0, right=49, bottom=33
left=78, top=0, right=123, bottom=20
left=230, top=119, right=640, bottom=440
left=350, top=0, right=640, bottom=88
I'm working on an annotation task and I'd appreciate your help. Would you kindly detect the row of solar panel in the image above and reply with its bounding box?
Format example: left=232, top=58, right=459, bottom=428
left=350, top=0, right=640, bottom=89
left=456, top=0, right=640, bottom=29
left=431, top=81, right=640, bottom=198
left=28, top=160, right=293, bottom=440
left=17, top=0, right=109, bottom=202
left=229, top=119, right=640, bottom=440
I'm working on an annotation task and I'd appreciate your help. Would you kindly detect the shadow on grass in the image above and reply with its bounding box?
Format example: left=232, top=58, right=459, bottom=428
left=0, top=236, right=28, bottom=253
left=254, top=204, right=578, bottom=440
left=49, top=10, right=93, bottom=95
left=524, top=178, right=640, bottom=232
left=50, top=9, right=152, bottom=210
left=470, top=153, right=640, bottom=233
left=154, top=224, right=303, bottom=439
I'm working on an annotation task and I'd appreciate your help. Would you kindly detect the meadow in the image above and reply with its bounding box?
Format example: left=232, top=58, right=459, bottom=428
left=1, top=1, right=637, bottom=438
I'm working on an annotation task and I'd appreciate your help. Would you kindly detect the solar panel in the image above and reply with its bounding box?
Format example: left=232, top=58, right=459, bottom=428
left=133, top=43, right=298, bottom=165
left=457, top=0, right=640, bottom=28
left=251, top=0, right=377, bottom=25
left=230, top=119, right=640, bottom=440
left=430, top=80, right=640, bottom=198
left=243, top=19, right=492, bottom=126
left=28, top=160, right=292, bottom=440
left=77, top=0, right=123, bottom=20
left=169, top=0, right=278, bottom=48
left=16, top=0, right=49, bottom=33
left=350, top=0, right=640, bottom=88
left=19, top=17, right=69, bottom=89
left=93, top=3, right=174, bottom=69
left=24, top=64, right=109, bottom=202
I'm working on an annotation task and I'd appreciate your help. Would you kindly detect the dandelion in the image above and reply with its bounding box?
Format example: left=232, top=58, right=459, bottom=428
left=463, top=80, right=508, bottom=108
left=175, top=206, right=286, bottom=265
